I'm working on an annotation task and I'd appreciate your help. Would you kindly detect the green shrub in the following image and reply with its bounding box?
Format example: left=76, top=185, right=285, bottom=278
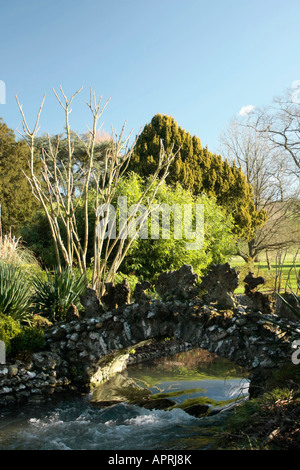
left=10, top=325, right=45, bottom=356
left=0, top=313, right=22, bottom=355
left=114, top=176, right=236, bottom=282
left=32, top=267, right=87, bottom=322
left=0, top=261, right=33, bottom=324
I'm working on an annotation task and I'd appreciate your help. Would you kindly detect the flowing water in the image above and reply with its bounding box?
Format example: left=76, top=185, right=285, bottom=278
left=0, top=349, right=249, bottom=450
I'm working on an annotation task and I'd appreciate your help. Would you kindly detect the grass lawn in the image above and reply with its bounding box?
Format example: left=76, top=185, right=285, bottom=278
left=229, top=248, right=300, bottom=295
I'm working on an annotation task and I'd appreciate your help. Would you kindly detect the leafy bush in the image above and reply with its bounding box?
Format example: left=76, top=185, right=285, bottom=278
left=10, top=325, right=45, bottom=357
left=114, top=175, right=236, bottom=282
left=0, top=261, right=33, bottom=324
left=32, top=267, right=87, bottom=322
left=0, top=313, right=22, bottom=355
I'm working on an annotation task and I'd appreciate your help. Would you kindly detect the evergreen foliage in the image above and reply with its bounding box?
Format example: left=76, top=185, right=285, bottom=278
left=129, top=114, right=267, bottom=240
left=0, top=118, right=39, bottom=233
left=34, top=131, right=114, bottom=188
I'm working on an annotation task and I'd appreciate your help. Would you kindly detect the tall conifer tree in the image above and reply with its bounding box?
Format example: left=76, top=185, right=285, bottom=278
left=129, top=114, right=267, bottom=239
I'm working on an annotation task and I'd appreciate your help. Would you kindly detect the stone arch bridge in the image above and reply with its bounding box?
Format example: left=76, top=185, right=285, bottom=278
left=43, top=296, right=297, bottom=397
left=0, top=264, right=299, bottom=406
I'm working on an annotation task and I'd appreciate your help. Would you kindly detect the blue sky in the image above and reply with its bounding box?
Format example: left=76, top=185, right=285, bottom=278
left=1, top=0, right=300, bottom=153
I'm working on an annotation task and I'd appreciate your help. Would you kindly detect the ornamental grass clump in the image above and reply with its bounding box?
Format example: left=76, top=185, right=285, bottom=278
left=32, top=267, right=87, bottom=322
left=0, top=231, right=40, bottom=273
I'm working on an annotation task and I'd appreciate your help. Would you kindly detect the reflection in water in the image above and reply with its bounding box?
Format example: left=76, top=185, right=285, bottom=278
left=92, top=348, right=249, bottom=410
left=123, top=349, right=247, bottom=405
left=0, top=348, right=249, bottom=450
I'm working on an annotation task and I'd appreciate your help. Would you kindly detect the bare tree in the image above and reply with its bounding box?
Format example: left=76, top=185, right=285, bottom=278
left=220, top=117, right=299, bottom=263
left=252, top=86, right=300, bottom=180
left=16, top=87, right=177, bottom=295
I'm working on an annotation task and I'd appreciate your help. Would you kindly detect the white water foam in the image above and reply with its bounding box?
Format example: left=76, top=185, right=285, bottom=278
left=0, top=402, right=200, bottom=450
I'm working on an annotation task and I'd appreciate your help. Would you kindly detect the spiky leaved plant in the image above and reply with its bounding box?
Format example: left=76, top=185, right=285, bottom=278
left=0, top=261, right=33, bottom=324
left=32, top=267, right=87, bottom=322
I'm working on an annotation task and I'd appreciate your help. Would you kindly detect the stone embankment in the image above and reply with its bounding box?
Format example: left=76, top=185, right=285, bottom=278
left=0, top=351, right=71, bottom=406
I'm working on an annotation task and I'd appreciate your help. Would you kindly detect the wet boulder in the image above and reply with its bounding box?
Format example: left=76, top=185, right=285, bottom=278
left=133, top=398, right=176, bottom=410
left=183, top=403, right=210, bottom=417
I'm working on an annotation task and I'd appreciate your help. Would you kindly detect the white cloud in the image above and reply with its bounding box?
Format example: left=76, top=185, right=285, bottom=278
left=238, top=104, right=255, bottom=116
left=292, top=80, right=300, bottom=89
left=291, top=80, right=300, bottom=104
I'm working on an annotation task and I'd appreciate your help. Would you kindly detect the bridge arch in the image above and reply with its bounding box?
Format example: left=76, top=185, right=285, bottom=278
left=44, top=298, right=294, bottom=395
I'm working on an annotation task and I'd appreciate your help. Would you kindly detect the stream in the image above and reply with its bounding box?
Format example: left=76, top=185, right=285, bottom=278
left=0, top=349, right=249, bottom=450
